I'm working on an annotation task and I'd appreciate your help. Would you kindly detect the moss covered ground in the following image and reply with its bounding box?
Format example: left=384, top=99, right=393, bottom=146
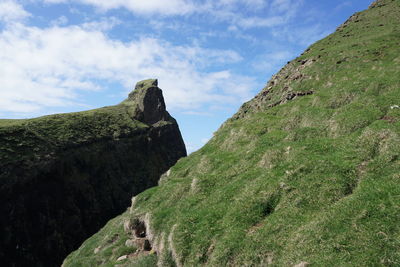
left=64, top=0, right=400, bottom=266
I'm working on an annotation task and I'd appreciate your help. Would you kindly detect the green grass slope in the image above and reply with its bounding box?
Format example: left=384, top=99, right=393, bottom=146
left=0, top=102, right=149, bottom=165
left=63, top=0, right=400, bottom=266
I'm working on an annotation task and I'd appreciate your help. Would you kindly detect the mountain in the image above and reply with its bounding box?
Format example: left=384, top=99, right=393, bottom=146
left=65, top=0, right=399, bottom=265
left=0, top=79, right=186, bottom=267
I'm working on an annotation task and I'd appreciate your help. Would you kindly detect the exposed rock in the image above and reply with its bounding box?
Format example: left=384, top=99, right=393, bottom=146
left=294, top=262, right=309, bottom=267
left=117, top=255, right=128, bottom=261
left=124, top=218, right=134, bottom=234
left=135, top=238, right=152, bottom=251
left=131, top=218, right=147, bottom=238
left=369, top=0, right=387, bottom=8
left=125, top=239, right=136, bottom=248
left=232, top=57, right=316, bottom=119
left=127, top=218, right=153, bottom=252
left=158, top=168, right=172, bottom=185
left=122, top=79, right=169, bottom=125
left=93, top=247, right=101, bottom=254
left=0, top=79, right=186, bottom=267
left=337, top=13, right=360, bottom=31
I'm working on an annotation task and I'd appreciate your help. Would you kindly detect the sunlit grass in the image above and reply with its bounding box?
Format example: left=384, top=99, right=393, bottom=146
left=64, top=1, right=400, bottom=266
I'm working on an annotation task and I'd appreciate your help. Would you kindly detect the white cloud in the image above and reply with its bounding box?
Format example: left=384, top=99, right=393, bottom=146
left=81, top=17, right=121, bottom=31
left=272, top=24, right=331, bottom=46
left=205, top=0, right=303, bottom=29
left=0, top=20, right=255, bottom=115
left=0, top=0, right=30, bottom=23
left=334, top=1, right=352, bottom=12
left=0, top=0, right=309, bottom=116
left=271, top=0, right=293, bottom=13
left=42, top=0, right=267, bottom=15
left=212, top=0, right=266, bottom=10
left=50, top=15, right=68, bottom=26
left=237, top=16, right=284, bottom=28
left=42, top=0, right=196, bottom=15
left=39, top=0, right=303, bottom=30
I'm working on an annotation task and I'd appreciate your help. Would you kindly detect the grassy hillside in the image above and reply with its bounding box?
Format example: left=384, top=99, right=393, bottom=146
left=0, top=103, right=149, bottom=164
left=64, top=0, right=400, bottom=266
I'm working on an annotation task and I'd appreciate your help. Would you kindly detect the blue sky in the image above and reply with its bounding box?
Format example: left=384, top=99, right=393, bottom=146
left=0, top=0, right=372, bottom=153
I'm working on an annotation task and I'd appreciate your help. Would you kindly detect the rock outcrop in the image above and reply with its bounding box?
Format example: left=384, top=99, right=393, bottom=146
left=123, top=79, right=170, bottom=125
left=0, top=79, right=186, bottom=267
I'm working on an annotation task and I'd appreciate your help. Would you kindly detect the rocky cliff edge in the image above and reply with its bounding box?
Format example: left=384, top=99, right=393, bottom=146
left=0, top=79, right=186, bottom=267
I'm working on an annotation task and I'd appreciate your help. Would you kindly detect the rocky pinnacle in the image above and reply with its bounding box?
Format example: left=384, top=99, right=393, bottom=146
left=123, top=79, right=170, bottom=125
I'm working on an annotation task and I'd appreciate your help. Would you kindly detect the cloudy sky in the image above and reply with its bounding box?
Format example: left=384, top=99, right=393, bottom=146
left=0, top=0, right=372, bottom=153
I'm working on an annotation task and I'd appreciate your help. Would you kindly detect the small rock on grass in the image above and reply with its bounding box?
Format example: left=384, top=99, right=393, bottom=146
left=117, top=255, right=128, bottom=261
left=125, top=239, right=136, bottom=248
left=294, top=262, right=309, bottom=267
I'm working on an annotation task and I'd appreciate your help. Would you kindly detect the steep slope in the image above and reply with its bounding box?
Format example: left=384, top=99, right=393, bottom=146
left=64, top=1, right=400, bottom=266
left=0, top=79, right=186, bottom=267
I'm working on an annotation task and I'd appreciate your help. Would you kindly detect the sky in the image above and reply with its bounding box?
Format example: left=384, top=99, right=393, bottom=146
left=0, top=0, right=373, bottom=153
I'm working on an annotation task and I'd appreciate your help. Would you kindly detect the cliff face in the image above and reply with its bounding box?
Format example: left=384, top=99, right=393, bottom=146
left=63, top=1, right=400, bottom=266
left=0, top=79, right=186, bottom=267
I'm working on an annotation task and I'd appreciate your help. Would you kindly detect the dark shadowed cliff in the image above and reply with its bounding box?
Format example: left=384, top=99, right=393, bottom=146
left=0, top=79, right=186, bottom=267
